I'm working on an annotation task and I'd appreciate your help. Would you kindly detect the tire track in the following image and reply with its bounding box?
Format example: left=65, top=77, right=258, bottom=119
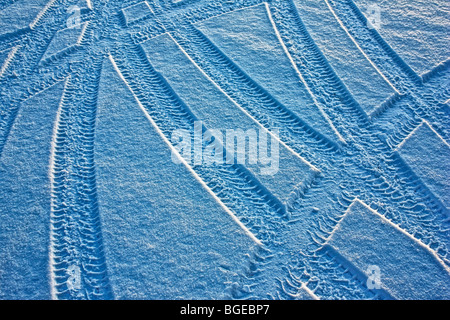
left=251, top=0, right=448, bottom=262
left=267, top=0, right=370, bottom=143
left=280, top=180, right=384, bottom=300
left=281, top=244, right=394, bottom=300
left=185, top=0, right=450, bottom=296
left=310, top=245, right=394, bottom=300
left=49, top=56, right=113, bottom=300
left=282, top=182, right=447, bottom=299
left=380, top=92, right=450, bottom=150
left=130, top=0, right=450, bottom=298
left=130, top=0, right=266, bottom=44
left=345, top=132, right=450, bottom=262
left=39, top=17, right=93, bottom=67
left=355, top=171, right=450, bottom=265
left=225, top=245, right=276, bottom=299
left=273, top=136, right=450, bottom=298
left=171, top=24, right=340, bottom=170
left=110, top=39, right=286, bottom=245
left=324, top=0, right=421, bottom=94
left=326, top=0, right=450, bottom=143
left=0, top=0, right=75, bottom=157
left=372, top=61, right=450, bottom=144
left=254, top=174, right=393, bottom=299
left=1, top=0, right=446, bottom=300
left=0, top=64, right=70, bottom=157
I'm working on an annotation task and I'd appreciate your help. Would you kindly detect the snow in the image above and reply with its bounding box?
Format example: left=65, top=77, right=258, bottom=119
left=353, top=0, right=450, bottom=76
left=326, top=200, right=450, bottom=299
left=95, top=57, right=256, bottom=299
left=196, top=3, right=340, bottom=141
left=0, top=0, right=50, bottom=38
left=141, top=33, right=318, bottom=205
left=292, top=0, right=395, bottom=113
left=397, top=121, right=450, bottom=209
left=0, top=81, right=64, bottom=299
left=121, top=1, right=154, bottom=26
left=0, top=0, right=448, bottom=300
left=40, top=22, right=89, bottom=65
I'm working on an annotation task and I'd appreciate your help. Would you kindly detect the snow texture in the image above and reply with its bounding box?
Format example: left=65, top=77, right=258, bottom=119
left=0, top=0, right=448, bottom=300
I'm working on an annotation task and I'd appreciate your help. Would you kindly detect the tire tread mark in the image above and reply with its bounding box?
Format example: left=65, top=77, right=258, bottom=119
left=49, top=56, right=113, bottom=300
left=171, top=24, right=341, bottom=170
left=110, top=39, right=287, bottom=244
left=269, top=0, right=370, bottom=142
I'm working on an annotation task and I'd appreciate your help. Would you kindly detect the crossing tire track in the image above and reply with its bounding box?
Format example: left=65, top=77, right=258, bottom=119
left=110, top=39, right=287, bottom=245
left=171, top=24, right=341, bottom=170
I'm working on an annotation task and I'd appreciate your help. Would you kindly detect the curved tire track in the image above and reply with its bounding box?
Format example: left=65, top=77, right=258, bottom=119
left=110, top=39, right=286, bottom=245
left=49, top=56, right=113, bottom=300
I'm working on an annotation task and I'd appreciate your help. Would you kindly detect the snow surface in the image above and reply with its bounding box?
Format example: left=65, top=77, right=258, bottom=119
left=292, top=0, right=395, bottom=113
left=95, top=57, right=256, bottom=299
left=353, top=0, right=450, bottom=76
left=0, top=0, right=50, bottom=38
left=326, top=200, right=450, bottom=299
left=397, top=121, right=450, bottom=209
left=0, top=82, right=64, bottom=299
left=0, top=0, right=448, bottom=300
left=142, top=33, right=318, bottom=205
left=40, top=22, right=89, bottom=64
